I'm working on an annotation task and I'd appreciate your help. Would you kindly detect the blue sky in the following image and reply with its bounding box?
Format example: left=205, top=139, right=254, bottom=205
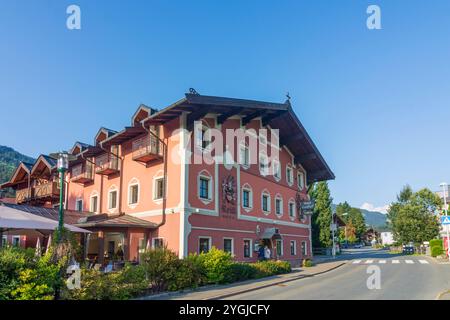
left=1, top=0, right=449, bottom=210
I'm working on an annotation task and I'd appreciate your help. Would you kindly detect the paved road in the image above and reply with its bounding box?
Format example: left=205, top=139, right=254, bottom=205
left=225, top=248, right=450, bottom=300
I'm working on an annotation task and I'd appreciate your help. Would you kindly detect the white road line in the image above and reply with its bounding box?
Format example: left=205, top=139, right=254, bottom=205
left=419, top=260, right=429, bottom=264
left=392, top=260, right=400, bottom=264
left=405, top=260, right=414, bottom=264
left=365, top=260, right=374, bottom=264
left=352, top=260, right=362, bottom=264
left=378, top=260, right=386, bottom=264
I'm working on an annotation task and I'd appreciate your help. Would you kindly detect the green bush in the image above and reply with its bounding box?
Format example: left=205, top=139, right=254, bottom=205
left=431, top=246, right=443, bottom=257
left=430, top=239, right=443, bottom=249
left=302, top=259, right=314, bottom=267
left=252, top=260, right=291, bottom=276
left=140, top=246, right=179, bottom=293
left=198, top=247, right=234, bottom=284
left=230, top=263, right=260, bottom=282
left=169, top=254, right=207, bottom=291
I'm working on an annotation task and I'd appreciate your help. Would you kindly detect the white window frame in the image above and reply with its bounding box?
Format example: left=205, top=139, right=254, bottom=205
left=196, top=123, right=212, bottom=152
left=2, top=235, right=7, bottom=247
left=198, top=171, right=213, bottom=204
left=152, top=237, right=165, bottom=249
left=108, top=188, right=118, bottom=211
left=90, top=193, right=99, bottom=213
left=276, top=239, right=283, bottom=257
left=272, top=159, right=281, bottom=181
left=261, top=190, right=271, bottom=215
left=259, top=154, right=269, bottom=176
left=297, top=171, right=305, bottom=190
left=128, top=179, right=140, bottom=207
left=239, top=143, right=250, bottom=169
left=12, top=236, right=20, bottom=247
left=75, top=198, right=83, bottom=212
left=275, top=194, right=283, bottom=217
left=286, top=165, right=294, bottom=186
left=243, top=238, right=253, bottom=258
left=288, top=199, right=296, bottom=221
left=223, top=237, right=234, bottom=256
left=153, top=176, right=165, bottom=201
left=198, top=236, right=212, bottom=254
left=290, top=240, right=297, bottom=256
left=241, top=184, right=253, bottom=212
left=301, top=241, right=308, bottom=256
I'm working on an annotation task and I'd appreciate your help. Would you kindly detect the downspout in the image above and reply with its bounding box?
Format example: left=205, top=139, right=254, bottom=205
left=141, top=123, right=168, bottom=228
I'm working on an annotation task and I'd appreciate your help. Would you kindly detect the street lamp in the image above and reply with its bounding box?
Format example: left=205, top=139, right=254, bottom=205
left=440, top=182, right=450, bottom=261
left=49, top=151, right=75, bottom=242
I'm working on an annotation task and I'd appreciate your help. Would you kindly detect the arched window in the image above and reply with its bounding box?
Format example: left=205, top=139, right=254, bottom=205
left=261, top=190, right=271, bottom=214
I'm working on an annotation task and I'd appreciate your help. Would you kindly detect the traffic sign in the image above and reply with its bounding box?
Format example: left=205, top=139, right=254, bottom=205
left=441, top=216, right=450, bottom=225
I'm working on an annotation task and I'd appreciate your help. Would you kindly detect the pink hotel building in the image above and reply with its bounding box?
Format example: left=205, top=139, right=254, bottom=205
left=2, top=92, right=334, bottom=266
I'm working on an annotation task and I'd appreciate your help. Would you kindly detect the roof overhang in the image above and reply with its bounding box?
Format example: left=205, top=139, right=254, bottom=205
left=0, top=162, right=33, bottom=189
left=101, top=126, right=147, bottom=148
left=30, top=155, right=56, bottom=177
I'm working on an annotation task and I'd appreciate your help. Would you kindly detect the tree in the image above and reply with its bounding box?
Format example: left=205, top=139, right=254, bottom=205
left=388, top=186, right=441, bottom=245
left=336, top=202, right=366, bottom=241
left=309, top=182, right=333, bottom=248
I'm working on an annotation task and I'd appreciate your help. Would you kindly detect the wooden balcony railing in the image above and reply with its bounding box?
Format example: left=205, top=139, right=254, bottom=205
left=95, top=153, right=120, bottom=175
left=71, top=164, right=94, bottom=184
left=132, top=136, right=163, bottom=163
left=16, top=189, right=30, bottom=204
left=33, top=181, right=59, bottom=199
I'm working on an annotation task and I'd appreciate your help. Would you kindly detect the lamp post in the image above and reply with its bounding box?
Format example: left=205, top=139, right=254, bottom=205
left=440, top=182, right=450, bottom=261
left=50, top=152, right=71, bottom=242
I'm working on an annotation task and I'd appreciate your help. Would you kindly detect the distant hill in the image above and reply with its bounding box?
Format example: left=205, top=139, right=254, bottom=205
left=0, top=145, right=35, bottom=196
left=332, top=204, right=389, bottom=230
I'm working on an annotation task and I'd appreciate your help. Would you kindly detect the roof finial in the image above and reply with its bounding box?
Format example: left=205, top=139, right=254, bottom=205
left=286, top=92, right=291, bottom=101
left=189, top=88, right=200, bottom=95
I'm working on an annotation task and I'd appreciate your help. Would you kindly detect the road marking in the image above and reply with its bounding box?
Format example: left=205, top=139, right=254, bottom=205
left=352, top=260, right=362, bottom=264
left=392, top=260, right=400, bottom=264
left=365, top=260, right=374, bottom=264
left=419, top=260, right=429, bottom=264
left=405, top=260, right=414, bottom=264
left=378, top=260, right=386, bottom=264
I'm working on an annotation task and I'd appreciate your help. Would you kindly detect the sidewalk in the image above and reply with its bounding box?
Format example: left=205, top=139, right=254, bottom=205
left=138, top=259, right=347, bottom=300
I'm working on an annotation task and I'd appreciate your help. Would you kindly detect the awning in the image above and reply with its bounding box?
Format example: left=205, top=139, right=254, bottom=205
left=0, top=205, right=91, bottom=233
left=260, top=227, right=282, bottom=240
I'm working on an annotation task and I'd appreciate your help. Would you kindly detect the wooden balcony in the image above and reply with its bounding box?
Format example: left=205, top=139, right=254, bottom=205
left=33, top=181, right=59, bottom=200
left=16, top=189, right=30, bottom=204
left=71, top=164, right=94, bottom=184
left=95, top=154, right=120, bottom=175
left=132, top=136, right=163, bottom=163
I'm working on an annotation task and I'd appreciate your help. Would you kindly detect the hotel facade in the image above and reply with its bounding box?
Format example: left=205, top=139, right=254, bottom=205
left=1, top=92, right=334, bottom=266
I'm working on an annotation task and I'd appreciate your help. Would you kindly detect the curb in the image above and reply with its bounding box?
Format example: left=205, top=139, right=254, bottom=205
left=204, top=261, right=347, bottom=300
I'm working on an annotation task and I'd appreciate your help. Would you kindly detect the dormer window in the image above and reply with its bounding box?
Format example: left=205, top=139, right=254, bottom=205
left=297, top=171, right=305, bottom=190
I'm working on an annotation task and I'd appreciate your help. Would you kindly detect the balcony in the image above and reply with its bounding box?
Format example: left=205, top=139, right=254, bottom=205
left=95, top=153, right=120, bottom=175
left=132, top=136, right=163, bottom=164
left=33, top=181, right=60, bottom=200
left=71, top=164, right=94, bottom=184
left=16, top=189, right=30, bottom=204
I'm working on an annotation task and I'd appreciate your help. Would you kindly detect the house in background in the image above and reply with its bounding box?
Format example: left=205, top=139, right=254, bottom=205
left=380, top=231, right=394, bottom=245
left=1, top=92, right=334, bottom=267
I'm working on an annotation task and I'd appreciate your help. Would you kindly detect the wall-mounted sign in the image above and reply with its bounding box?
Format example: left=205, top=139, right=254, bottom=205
left=300, top=199, right=315, bottom=215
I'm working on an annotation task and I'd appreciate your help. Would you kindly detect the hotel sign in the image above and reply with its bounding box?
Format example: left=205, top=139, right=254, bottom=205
left=300, top=199, right=315, bottom=215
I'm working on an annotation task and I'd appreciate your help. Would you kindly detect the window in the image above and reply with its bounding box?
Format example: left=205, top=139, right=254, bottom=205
left=297, top=171, right=305, bottom=190
left=12, top=236, right=20, bottom=247
left=90, top=195, right=98, bottom=213
left=262, top=193, right=270, bottom=213
left=1, top=236, right=6, bottom=247
left=243, top=239, right=252, bottom=258
left=286, top=166, right=293, bottom=185
left=108, top=190, right=118, bottom=209
left=75, top=199, right=83, bottom=212
left=301, top=241, right=307, bottom=256
left=129, top=184, right=139, bottom=205
left=154, top=178, right=165, bottom=200
left=242, top=186, right=253, bottom=209
left=199, top=237, right=211, bottom=253
left=196, top=125, right=211, bottom=151
left=273, top=160, right=281, bottom=180
left=289, top=201, right=295, bottom=218
left=290, top=240, right=297, bottom=256
left=259, top=154, right=269, bottom=176
left=153, top=238, right=164, bottom=249
left=275, top=197, right=283, bottom=216
left=199, top=177, right=210, bottom=200
left=239, top=144, right=250, bottom=168
left=276, top=239, right=283, bottom=257
left=223, top=238, right=233, bottom=254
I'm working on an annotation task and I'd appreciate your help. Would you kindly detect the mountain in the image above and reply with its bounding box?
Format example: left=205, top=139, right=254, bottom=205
left=331, top=204, right=389, bottom=230
left=0, top=145, right=35, bottom=196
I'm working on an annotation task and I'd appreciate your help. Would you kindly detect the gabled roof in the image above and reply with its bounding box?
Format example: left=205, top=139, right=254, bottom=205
left=131, top=104, right=158, bottom=126
left=94, top=127, right=117, bottom=145
left=0, top=162, right=33, bottom=188
left=30, top=155, right=56, bottom=177
left=142, top=92, right=334, bottom=182
left=70, top=141, right=92, bottom=155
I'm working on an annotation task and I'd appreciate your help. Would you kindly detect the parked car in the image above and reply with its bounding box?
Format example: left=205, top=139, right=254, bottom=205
left=402, top=244, right=415, bottom=255
left=354, top=243, right=363, bottom=249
